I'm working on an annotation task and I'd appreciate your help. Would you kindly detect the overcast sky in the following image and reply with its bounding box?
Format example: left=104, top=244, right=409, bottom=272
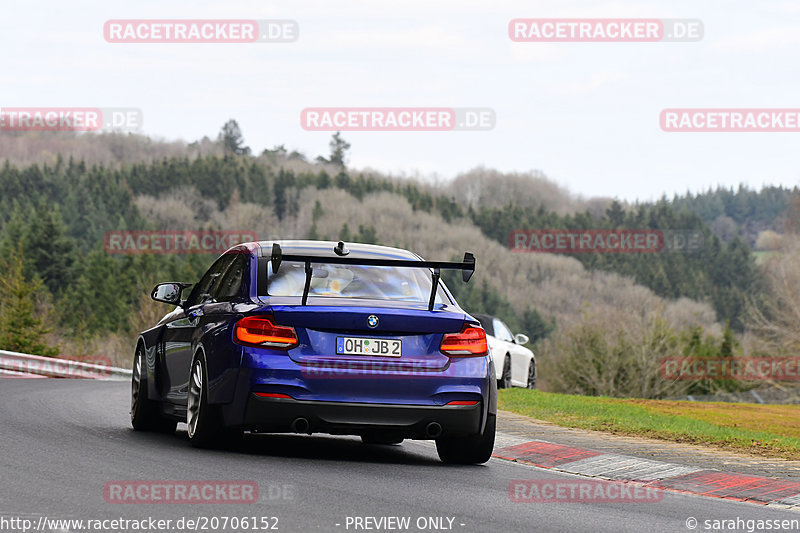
left=4, top=0, right=800, bottom=201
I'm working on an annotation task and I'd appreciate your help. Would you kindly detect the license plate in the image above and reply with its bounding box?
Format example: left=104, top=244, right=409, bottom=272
left=336, top=337, right=402, bottom=357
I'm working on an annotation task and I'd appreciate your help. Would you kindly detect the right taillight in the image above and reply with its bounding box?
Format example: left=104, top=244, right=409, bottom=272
left=440, top=325, right=488, bottom=357
left=234, top=315, right=298, bottom=349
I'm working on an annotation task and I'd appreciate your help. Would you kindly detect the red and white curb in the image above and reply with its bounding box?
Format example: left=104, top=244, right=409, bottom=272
left=493, top=435, right=800, bottom=509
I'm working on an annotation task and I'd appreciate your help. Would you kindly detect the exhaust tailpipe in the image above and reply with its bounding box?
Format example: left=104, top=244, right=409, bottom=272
left=425, top=422, right=442, bottom=438
left=290, top=417, right=310, bottom=434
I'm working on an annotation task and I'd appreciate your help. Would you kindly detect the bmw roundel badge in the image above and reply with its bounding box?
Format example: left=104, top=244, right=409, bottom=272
left=367, top=315, right=379, bottom=328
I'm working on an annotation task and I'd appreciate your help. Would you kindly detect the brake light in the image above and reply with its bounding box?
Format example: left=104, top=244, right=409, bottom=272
left=234, top=316, right=298, bottom=349
left=440, top=325, right=488, bottom=357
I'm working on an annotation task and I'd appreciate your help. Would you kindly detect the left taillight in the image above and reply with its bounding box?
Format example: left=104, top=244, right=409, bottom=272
left=234, top=315, right=298, bottom=349
left=440, top=325, right=488, bottom=357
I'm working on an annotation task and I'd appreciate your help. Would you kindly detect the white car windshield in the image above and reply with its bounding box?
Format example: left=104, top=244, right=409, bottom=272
left=493, top=319, right=515, bottom=342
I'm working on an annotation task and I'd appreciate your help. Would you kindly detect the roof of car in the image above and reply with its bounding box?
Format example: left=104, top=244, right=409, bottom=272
left=470, top=313, right=496, bottom=335
left=254, top=240, right=422, bottom=261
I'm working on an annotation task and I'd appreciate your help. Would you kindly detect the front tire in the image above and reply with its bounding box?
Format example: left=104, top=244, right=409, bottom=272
left=435, top=413, right=496, bottom=464
left=130, top=348, right=176, bottom=433
left=498, top=355, right=511, bottom=389
left=526, top=360, right=537, bottom=389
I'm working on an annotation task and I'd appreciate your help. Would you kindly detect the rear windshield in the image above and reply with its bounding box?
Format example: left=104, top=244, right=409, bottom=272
left=265, top=261, right=450, bottom=304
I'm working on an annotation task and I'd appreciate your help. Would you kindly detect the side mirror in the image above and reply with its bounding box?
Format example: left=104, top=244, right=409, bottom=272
left=151, top=282, right=190, bottom=306
left=514, top=333, right=530, bottom=345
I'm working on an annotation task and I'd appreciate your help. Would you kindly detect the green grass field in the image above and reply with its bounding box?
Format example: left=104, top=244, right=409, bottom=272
left=498, top=389, right=800, bottom=460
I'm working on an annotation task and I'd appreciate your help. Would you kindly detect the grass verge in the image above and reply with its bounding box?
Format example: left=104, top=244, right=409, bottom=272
left=498, top=388, right=800, bottom=460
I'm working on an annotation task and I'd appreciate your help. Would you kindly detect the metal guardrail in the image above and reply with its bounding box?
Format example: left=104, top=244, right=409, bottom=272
left=0, top=368, right=47, bottom=378
left=0, top=349, right=131, bottom=381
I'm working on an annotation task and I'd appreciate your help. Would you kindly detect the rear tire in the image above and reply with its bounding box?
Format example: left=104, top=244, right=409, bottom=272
left=187, top=357, right=224, bottom=448
left=435, top=413, right=496, bottom=464
left=130, top=348, right=176, bottom=434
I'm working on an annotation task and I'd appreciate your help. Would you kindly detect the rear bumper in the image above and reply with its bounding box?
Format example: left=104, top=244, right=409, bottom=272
left=242, top=394, right=483, bottom=439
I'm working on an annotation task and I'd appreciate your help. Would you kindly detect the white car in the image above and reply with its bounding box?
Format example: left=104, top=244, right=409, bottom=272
left=472, top=313, right=537, bottom=389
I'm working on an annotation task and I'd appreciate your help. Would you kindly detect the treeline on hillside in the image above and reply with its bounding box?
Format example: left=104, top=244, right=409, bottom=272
left=3, top=130, right=794, bottom=244
left=0, top=130, right=223, bottom=169
left=470, top=200, right=761, bottom=331
left=670, top=185, right=797, bottom=245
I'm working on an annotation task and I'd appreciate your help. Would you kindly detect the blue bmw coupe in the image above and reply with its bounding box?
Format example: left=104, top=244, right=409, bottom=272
left=131, top=240, right=496, bottom=464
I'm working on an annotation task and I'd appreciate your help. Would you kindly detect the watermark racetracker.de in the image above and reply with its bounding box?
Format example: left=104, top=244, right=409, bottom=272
left=300, top=107, right=495, bottom=131
left=0, top=354, right=113, bottom=379
left=0, top=107, right=142, bottom=132
left=0, top=515, right=281, bottom=532
left=660, top=357, right=800, bottom=382
left=288, top=344, right=492, bottom=383
left=297, top=361, right=488, bottom=385
left=509, top=229, right=704, bottom=254
left=509, top=479, right=663, bottom=503
left=104, top=19, right=298, bottom=43
left=509, top=18, right=703, bottom=42
left=104, top=481, right=260, bottom=504
left=661, top=109, right=800, bottom=132
left=104, top=230, right=259, bottom=255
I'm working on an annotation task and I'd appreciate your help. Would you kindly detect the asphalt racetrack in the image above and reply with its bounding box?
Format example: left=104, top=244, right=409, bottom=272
left=0, top=380, right=796, bottom=533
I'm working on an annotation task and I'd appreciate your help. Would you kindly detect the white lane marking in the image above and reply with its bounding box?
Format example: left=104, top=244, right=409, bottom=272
left=493, top=432, right=534, bottom=449
left=493, top=432, right=703, bottom=481
left=562, top=454, right=703, bottom=481
left=777, top=494, right=800, bottom=506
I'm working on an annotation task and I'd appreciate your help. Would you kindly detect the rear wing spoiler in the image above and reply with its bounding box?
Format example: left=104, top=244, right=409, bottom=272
left=268, top=242, right=475, bottom=311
